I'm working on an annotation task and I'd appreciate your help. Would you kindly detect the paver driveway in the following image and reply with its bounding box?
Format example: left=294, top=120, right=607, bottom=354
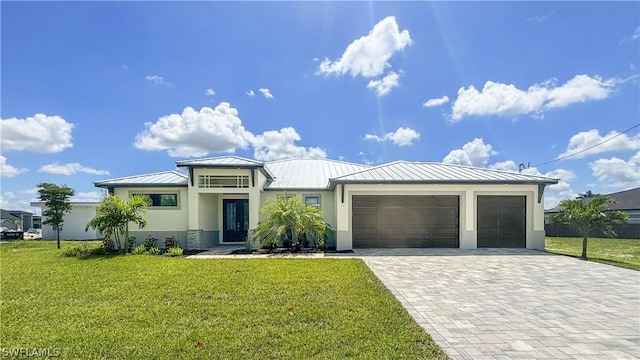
left=360, top=249, right=640, bottom=360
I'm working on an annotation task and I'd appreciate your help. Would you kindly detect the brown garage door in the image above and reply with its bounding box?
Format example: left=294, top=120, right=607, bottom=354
left=477, top=195, right=526, bottom=248
left=352, top=195, right=459, bottom=248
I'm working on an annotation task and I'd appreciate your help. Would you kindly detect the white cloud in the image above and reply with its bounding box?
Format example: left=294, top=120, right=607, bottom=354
left=488, top=160, right=518, bottom=172
left=252, top=127, right=327, bottom=161
left=0, top=156, right=28, bottom=177
left=450, top=74, right=623, bottom=121
left=366, top=71, right=400, bottom=96
left=423, top=95, right=450, bottom=108
left=317, top=16, right=412, bottom=78
left=365, top=127, right=420, bottom=147
left=72, top=191, right=105, bottom=202
left=146, top=74, right=173, bottom=87
left=1, top=114, right=74, bottom=153
left=247, top=90, right=255, bottom=97
left=134, top=103, right=254, bottom=157
left=589, top=152, right=640, bottom=188
left=526, top=11, right=553, bottom=23
left=258, top=88, right=274, bottom=99
left=39, top=163, right=109, bottom=176
left=205, top=88, right=216, bottom=96
left=522, top=167, right=576, bottom=208
left=442, top=138, right=497, bottom=167
left=556, top=129, right=640, bottom=159
left=633, top=26, right=640, bottom=40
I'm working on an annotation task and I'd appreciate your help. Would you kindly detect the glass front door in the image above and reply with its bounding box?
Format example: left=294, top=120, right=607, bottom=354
left=223, top=199, right=249, bottom=242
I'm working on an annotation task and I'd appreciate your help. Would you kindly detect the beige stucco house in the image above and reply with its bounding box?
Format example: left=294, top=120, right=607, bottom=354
left=89, top=156, right=558, bottom=251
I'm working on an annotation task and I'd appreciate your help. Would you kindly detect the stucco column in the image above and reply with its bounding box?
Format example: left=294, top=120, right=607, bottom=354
left=459, top=189, right=477, bottom=249
left=335, top=185, right=351, bottom=251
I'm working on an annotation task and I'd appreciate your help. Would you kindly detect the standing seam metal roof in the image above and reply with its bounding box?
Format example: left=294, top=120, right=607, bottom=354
left=94, top=171, right=188, bottom=187
left=264, top=159, right=371, bottom=189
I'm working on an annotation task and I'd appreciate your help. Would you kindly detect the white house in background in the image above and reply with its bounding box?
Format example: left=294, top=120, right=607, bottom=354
left=30, top=202, right=102, bottom=240
left=90, top=156, right=558, bottom=251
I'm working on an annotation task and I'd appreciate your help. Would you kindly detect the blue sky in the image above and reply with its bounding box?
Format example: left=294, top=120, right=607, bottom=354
left=1, top=1, right=639, bottom=214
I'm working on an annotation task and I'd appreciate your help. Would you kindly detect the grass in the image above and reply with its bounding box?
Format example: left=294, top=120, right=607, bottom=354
left=545, top=237, right=640, bottom=271
left=0, top=240, right=447, bottom=359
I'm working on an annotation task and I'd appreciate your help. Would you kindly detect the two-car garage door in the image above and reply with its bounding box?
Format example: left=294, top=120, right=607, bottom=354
left=352, top=194, right=527, bottom=248
left=352, top=195, right=459, bottom=248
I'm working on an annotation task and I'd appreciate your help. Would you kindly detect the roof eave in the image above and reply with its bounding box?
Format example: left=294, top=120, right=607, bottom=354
left=328, top=179, right=559, bottom=189
left=94, top=183, right=188, bottom=189
left=176, top=164, right=274, bottom=180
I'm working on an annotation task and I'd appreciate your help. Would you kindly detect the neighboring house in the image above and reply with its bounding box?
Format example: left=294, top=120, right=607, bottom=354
left=29, top=202, right=102, bottom=240
left=92, top=156, right=558, bottom=250
left=0, top=209, right=33, bottom=230
left=545, top=187, right=640, bottom=239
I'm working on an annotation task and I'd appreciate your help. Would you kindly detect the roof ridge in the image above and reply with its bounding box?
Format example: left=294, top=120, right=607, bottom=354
left=265, top=158, right=372, bottom=167
left=176, top=155, right=264, bottom=165
left=330, top=160, right=404, bottom=180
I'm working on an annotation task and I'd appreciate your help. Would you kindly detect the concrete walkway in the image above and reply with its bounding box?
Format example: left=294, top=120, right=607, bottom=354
left=363, top=251, right=640, bottom=360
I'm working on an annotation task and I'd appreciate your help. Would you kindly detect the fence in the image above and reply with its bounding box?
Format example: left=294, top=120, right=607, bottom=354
left=545, top=223, right=640, bottom=239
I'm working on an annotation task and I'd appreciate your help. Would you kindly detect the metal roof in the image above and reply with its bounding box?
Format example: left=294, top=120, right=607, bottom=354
left=329, top=161, right=559, bottom=187
left=546, top=187, right=640, bottom=212
left=264, top=159, right=371, bottom=189
left=94, top=171, right=188, bottom=188
left=176, top=156, right=264, bottom=167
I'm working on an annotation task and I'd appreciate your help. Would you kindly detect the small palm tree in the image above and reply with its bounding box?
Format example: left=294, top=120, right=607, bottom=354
left=254, top=196, right=330, bottom=250
left=552, top=195, right=628, bottom=259
left=86, top=194, right=150, bottom=253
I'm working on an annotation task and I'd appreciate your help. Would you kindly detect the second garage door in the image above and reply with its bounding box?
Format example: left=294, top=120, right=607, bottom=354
left=352, top=195, right=459, bottom=248
left=477, top=195, right=526, bottom=248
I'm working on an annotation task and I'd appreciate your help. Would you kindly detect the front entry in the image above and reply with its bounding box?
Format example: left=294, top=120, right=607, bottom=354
left=223, top=199, right=249, bottom=243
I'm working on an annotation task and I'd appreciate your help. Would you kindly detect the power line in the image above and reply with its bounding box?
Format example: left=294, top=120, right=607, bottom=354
left=532, top=123, right=640, bottom=169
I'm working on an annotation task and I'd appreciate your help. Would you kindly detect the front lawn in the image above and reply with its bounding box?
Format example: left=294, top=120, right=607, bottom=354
left=545, top=237, right=640, bottom=271
left=0, top=241, right=447, bottom=359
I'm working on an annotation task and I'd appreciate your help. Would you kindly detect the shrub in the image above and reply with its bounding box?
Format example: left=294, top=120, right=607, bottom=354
left=102, top=237, right=116, bottom=253
left=131, top=245, right=146, bottom=255
left=61, top=247, right=80, bottom=257
left=164, top=236, right=177, bottom=249
left=317, top=238, right=327, bottom=251
left=144, top=235, right=158, bottom=250
left=148, top=246, right=162, bottom=255
left=126, top=236, right=136, bottom=253
left=90, top=246, right=106, bottom=256
left=165, top=246, right=183, bottom=257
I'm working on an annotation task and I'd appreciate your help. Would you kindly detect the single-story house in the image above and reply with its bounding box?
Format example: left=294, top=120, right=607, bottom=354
left=1, top=209, right=33, bottom=231
left=29, top=202, right=102, bottom=240
left=545, top=187, right=640, bottom=238
left=91, top=156, right=558, bottom=250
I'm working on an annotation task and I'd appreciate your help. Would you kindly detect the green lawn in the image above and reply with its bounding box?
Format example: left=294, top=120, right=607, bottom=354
left=0, top=241, right=447, bottom=359
left=545, top=237, right=640, bottom=271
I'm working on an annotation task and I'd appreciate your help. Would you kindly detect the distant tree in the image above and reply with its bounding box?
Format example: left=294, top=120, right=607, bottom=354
left=85, top=194, right=149, bottom=253
left=37, top=183, right=75, bottom=249
left=577, top=190, right=598, bottom=199
left=553, top=195, right=628, bottom=259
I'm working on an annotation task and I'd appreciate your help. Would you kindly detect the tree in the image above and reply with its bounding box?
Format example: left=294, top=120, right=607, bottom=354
left=37, top=183, right=75, bottom=249
left=254, top=196, right=331, bottom=250
left=552, top=195, right=628, bottom=259
left=85, top=194, right=149, bottom=253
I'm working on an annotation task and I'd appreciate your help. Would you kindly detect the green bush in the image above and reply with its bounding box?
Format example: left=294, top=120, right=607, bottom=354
left=165, top=246, right=183, bottom=257
left=148, top=247, right=162, bottom=255
left=144, top=235, right=158, bottom=250
left=317, top=238, right=327, bottom=251
left=126, top=236, right=136, bottom=253
left=60, top=247, right=80, bottom=257
left=164, top=236, right=177, bottom=248
left=102, top=237, right=115, bottom=253
left=131, top=245, right=146, bottom=255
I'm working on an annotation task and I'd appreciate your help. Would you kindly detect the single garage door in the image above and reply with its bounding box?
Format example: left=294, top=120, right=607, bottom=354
left=352, top=195, right=459, bottom=248
left=477, top=195, right=526, bottom=248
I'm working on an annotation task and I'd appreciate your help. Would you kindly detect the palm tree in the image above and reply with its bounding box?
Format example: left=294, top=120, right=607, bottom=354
left=552, top=195, right=628, bottom=259
left=254, top=196, right=330, bottom=250
left=86, top=194, right=150, bottom=253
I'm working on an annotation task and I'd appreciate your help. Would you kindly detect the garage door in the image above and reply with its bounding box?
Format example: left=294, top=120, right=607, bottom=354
left=352, top=195, right=459, bottom=248
left=477, top=196, right=526, bottom=248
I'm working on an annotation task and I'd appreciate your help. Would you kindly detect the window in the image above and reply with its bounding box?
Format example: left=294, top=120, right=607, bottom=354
left=304, top=194, right=320, bottom=208
left=198, top=175, right=249, bottom=188
left=132, top=193, right=178, bottom=207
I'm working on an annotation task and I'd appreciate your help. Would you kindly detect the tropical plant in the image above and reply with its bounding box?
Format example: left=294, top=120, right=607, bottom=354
left=37, top=183, right=75, bottom=249
left=132, top=245, right=146, bottom=255
left=253, top=196, right=331, bottom=250
left=85, top=194, right=150, bottom=254
left=552, top=195, right=628, bottom=259
left=165, top=246, right=184, bottom=257
left=148, top=247, right=162, bottom=255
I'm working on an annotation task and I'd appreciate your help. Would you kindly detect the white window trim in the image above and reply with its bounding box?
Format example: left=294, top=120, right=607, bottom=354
left=303, top=194, right=321, bottom=208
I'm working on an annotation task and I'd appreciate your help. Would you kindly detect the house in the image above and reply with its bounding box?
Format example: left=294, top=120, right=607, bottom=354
left=91, top=156, right=558, bottom=250
left=29, top=202, right=102, bottom=240
left=0, top=209, right=33, bottom=231
left=545, top=187, right=640, bottom=239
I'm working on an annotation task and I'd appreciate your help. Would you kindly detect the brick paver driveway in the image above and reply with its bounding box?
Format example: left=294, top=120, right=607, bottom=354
left=360, top=249, right=640, bottom=359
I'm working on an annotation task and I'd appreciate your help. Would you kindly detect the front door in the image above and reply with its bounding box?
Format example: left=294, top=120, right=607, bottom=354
left=223, top=199, right=249, bottom=243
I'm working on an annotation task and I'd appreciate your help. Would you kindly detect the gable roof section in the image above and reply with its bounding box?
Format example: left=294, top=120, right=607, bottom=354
left=1, top=209, right=21, bottom=220
left=329, top=161, right=558, bottom=188
left=94, top=171, right=188, bottom=188
left=265, top=159, right=371, bottom=190
left=176, top=155, right=273, bottom=179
